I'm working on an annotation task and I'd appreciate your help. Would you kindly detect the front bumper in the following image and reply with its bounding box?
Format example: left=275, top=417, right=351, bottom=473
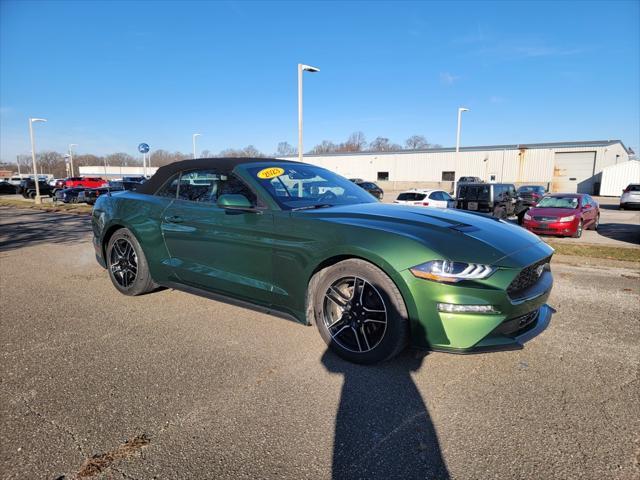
left=430, top=304, right=554, bottom=354
left=523, top=219, right=577, bottom=236
left=402, top=244, right=554, bottom=352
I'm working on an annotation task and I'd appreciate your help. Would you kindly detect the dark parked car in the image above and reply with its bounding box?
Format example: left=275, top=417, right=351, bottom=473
left=523, top=194, right=600, bottom=238
left=122, top=176, right=146, bottom=184
left=517, top=185, right=547, bottom=207
left=54, top=187, right=86, bottom=203
left=456, top=183, right=524, bottom=219
left=0, top=181, right=17, bottom=194
left=458, top=176, right=483, bottom=183
left=353, top=181, right=384, bottom=200
left=92, top=157, right=555, bottom=364
left=19, top=179, right=54, bottom=198
left=78, top=183, right=127, bottom=205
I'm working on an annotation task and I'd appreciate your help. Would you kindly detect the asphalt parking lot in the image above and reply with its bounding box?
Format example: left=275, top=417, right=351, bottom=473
left=1, top=207, right=639, bottom=480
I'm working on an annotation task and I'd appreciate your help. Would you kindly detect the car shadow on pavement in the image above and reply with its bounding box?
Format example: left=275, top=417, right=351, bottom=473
left=322, top=350, right=449, bottom=480
left=596, top=222, right=640, bottom=245
left=0, top=208, right=91, bottom=252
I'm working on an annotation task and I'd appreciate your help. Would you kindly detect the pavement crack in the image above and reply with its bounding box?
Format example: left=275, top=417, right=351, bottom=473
left=21, top=397, right=87, bottom=458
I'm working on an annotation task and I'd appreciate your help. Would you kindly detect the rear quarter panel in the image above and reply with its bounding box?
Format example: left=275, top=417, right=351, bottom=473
left=93, top=192, right=174, bottom=282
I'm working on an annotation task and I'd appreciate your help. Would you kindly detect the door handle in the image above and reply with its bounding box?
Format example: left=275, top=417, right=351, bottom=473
left=164, top=215, right=184, bottom=223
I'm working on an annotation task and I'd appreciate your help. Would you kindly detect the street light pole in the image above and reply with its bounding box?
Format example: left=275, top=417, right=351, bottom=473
left=193, top=133, right=201, bottom=159
left=16, top=155, right=21, bottom=176
left=456, top=107, right=469, bottom=153
left=68, top=144, right=77, bottom=177
left=297, top=63, right=320, bottom=163
left=29, top=117, right=47, bottom=204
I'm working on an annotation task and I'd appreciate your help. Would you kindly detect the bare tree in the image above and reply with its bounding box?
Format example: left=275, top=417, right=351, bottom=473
left=276, top=141, right=296, bottom=156
left=339, top=131, right=367, bottom=152
left=369, top=137, right=401, bottom=152
left=311, top=140, right=338, bottom=154
left=219, top=145, right=266, bottom=158
left=105, top=152, right=136, bottom=167
left=404, top=135, right=430, bottom=150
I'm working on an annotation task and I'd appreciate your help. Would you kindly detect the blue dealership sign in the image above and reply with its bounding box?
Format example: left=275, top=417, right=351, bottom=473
left=138, top=143, right=150, bottom=154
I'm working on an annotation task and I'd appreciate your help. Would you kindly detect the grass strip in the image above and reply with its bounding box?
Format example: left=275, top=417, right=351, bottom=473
left=0, top=198, right=92, bottom=215
left=545, top=241, right=640, bottom=262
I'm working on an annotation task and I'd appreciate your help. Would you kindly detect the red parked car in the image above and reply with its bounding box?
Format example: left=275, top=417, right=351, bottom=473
left=523, top=193, right=600, bottom=238
left=62, top=177, right=108, bottom=189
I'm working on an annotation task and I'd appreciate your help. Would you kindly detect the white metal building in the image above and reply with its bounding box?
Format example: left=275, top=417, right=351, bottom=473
left=599, top=160, right=640, bottom=196
left=79, top=165, right=158, bottom=178
left=285, top=140, right=632, bottom=194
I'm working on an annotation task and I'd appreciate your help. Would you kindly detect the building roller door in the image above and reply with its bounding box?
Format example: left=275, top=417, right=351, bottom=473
left=552, top=151, right=597, bottom=193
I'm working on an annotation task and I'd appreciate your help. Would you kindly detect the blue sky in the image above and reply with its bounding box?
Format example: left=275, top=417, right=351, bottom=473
left=1, top=0, right=638, bottom=162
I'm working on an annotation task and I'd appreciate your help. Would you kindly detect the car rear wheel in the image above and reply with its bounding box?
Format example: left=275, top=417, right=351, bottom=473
left=573, top=220, right=584, bottom=238
left=309, top=259, right=408, bottom=364
left=106, top=228, right=156, bottom=296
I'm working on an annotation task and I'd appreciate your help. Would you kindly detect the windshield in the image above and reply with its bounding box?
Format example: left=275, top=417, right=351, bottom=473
left=536, top=196, right=579, bottom=209
left=518, top=186, right=544, bottom=193
left=397, top=192, right=426, bottom=201
left=458, top=185, right=490, bottom=201
left=245, top=164, right=377, bottom=210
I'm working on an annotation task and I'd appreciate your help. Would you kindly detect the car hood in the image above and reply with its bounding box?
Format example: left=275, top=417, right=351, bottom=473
left=300, top=203, right=547, bottom=267
left=528, top=207, right=578, bottom=217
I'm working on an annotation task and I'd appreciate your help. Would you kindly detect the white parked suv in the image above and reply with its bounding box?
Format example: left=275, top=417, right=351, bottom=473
left=393, top=189, right=455, bottom=208
left=620, top=184, right=640, bottom=210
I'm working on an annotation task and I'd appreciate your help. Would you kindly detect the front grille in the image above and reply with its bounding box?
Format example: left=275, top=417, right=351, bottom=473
left=533, top=216, right=558, bottom=222
left=494, top=309, right=539, bottom=336
left=507, top=256, right=551, bottom=297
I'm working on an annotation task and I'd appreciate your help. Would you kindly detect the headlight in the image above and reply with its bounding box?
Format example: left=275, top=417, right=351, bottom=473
left=558, top=215, right=575, bottom=222
left=410, top=260, right=496, bottom=283
left=524, top=212, right=532, bottom=220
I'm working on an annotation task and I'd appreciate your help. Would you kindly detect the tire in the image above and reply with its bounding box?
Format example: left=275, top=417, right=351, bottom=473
left=590, top=214, right=600, bottom=231
left=28, top=191, right=36, bottom=199
left=517, top=209, right=528, bottom=226
left=572, top=220, right=583, bottom=238
left=106, top=228, right=157, bottom=296
left=308, top=259, right=408, bottom=364
left=619, top=204, right=625, bottom=210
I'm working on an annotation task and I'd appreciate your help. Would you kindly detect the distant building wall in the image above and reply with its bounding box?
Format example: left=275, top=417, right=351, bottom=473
left=279, top=140, right=631, bottom=194
left=600, top=160, right=640, bottom=196
left=79, top=166, right=158, bottom=178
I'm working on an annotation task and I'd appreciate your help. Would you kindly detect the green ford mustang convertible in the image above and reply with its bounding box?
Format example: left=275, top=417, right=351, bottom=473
left=92, top=158, right=554, bottom=364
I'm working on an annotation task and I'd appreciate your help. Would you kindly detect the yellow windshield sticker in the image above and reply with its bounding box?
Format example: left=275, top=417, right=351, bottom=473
left=257, top=167, right=285, bottom=179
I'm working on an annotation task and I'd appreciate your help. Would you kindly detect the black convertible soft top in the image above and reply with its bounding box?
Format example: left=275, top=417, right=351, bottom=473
left=135, top=157, right=302, bottom=195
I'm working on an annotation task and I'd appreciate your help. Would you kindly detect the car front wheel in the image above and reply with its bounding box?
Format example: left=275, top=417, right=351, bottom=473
left=573, top=220, right=584, bottom=238
left=309, top=259, right=408, bottom=364
left=106, top=228, right=157, bottom=296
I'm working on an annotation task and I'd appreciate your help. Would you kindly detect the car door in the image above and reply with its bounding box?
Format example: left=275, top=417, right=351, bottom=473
left=427, top=191, right=447, bottom=208
left=441, top=191, right=455, bottom=208
left=582, top=195, right=597, bottom=226
left=161, top=169, right=276, bottom=306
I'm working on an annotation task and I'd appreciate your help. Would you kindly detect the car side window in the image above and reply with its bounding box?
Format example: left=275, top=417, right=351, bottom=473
left=441, top=192, right=453, bottom=201
left=430, top=191, right=443, bottom=201
left=219, top=175, right=257, bottom=206
left=156, top=173, right=180, bottom=198
left=178, top=170, right=221, bottom=203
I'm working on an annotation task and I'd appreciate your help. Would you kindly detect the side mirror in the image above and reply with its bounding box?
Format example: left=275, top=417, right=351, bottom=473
left=217, top=194, right=255, bottom=211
